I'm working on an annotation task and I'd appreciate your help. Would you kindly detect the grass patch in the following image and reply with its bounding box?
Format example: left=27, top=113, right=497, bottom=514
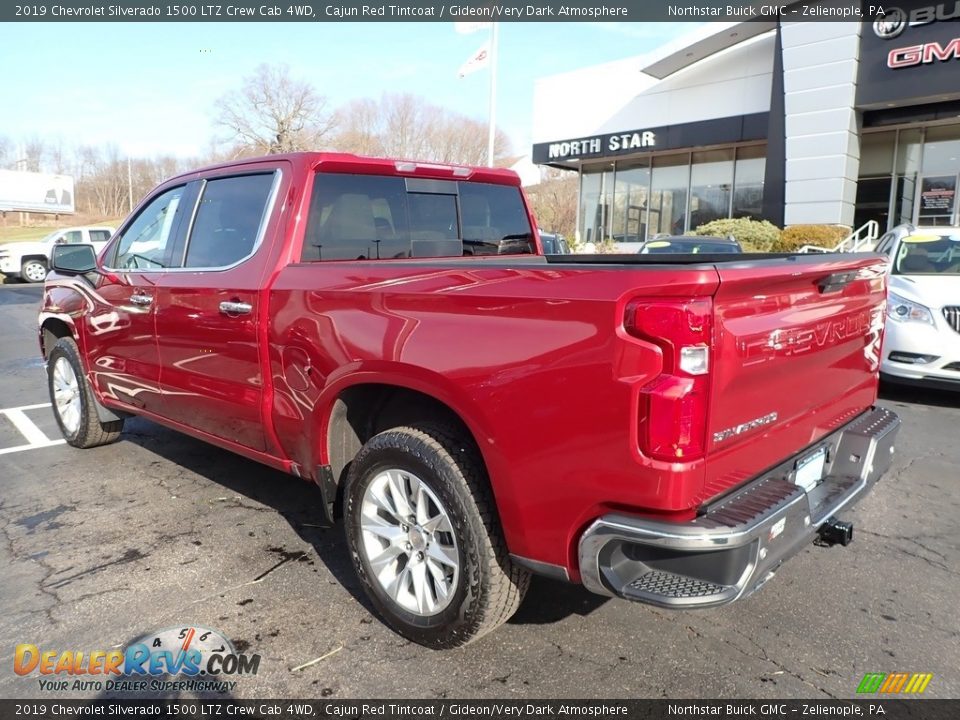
left=0, top=226, right=54, bottom=244
left=0, top=218, right=123, bottom=245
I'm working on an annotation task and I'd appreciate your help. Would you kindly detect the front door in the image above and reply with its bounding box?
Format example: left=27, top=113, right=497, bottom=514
left=84, top=184, right=189, bottom=413
left=153, top=170, right=281, bottom=451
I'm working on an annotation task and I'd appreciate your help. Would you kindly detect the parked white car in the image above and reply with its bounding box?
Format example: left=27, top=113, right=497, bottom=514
left=876, top=225, right=960, bottom=390
left=0, top=226, right=114, bottom=283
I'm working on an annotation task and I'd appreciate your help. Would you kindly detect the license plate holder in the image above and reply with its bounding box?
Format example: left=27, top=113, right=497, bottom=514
left=794, top=447, right=827, bottom=493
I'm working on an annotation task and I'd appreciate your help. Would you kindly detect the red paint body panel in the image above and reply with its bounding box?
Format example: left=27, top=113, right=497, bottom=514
left=266, top=261, right=721, bottom=568
left=39, top=152, right=892, bottom=582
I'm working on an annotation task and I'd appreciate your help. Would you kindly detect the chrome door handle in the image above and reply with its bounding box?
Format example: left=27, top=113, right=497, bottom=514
left=130, top=293, right=152, bottom=306
left=219, top=301, right=252, bottom=315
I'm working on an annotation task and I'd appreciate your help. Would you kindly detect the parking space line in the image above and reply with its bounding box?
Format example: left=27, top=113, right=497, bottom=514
left=11, top=403, right=54, bottom=411
left=4, top=408, right=51, bottom=445
left=0, top=439, right=66, bottom=456
left=0, top=403, right=66, bottom=455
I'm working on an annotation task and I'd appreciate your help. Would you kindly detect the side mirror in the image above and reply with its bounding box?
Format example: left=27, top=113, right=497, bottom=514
left=51, top=243, right=98, bottom=275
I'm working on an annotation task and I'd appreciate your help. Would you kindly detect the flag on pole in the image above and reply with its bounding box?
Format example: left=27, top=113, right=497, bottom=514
left=458, top=41, right=490, bottom=78
left=453, top=21, right=492, bottom=34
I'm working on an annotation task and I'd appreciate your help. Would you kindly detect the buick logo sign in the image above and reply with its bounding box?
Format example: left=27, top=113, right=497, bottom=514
left=873, top=7, right=907, bottom=38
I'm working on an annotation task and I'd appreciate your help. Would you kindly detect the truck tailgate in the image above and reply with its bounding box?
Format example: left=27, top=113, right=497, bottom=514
left=702, top=254, right=888, bottom=502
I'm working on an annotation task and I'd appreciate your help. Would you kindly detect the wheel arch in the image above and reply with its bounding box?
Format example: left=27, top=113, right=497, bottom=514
left=313, top=370, right=509, bottom=525
left=40, top=313, right=128, bottom=424
left=39, top=314, right=77, bottom=360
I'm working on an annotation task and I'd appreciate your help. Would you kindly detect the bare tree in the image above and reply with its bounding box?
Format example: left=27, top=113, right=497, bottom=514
left=43, top=139, right=73, bottom=175
left=333, top=98, right=384, bottom=156
left=0, top=136, right=12, bottom=169
left=214, top=63, right=336, bottom=156
left=525, top=168, right=579, bottom=239
left=333, top=93, right=511, bottom=166
left=22, top=136, right=47, bottom=171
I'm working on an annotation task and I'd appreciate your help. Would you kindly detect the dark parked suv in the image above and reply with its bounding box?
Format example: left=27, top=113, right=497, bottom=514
left=638, top=235, right=742, bottom=254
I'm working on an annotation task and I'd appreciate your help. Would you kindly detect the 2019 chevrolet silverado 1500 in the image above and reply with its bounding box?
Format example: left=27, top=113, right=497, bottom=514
left=40, top=153, right=900, bottom=648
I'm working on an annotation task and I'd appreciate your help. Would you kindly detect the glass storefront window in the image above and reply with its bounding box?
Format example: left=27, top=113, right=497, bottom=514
left=894, top=129, right=923, bottom=227
left=689, top=150, right=733, bottom=230
left=579, top=168, right=613, bottom=245
left=650, top=155, right=689, bottom=236
left=860, top=132, right=896, bottom=176
left=611, top=160, right=649, bottom=243
left=576, top=145, right=767, bottom=244
left=731, top=146, right=765, bottom=220
left=856, top=131, right=897, bottom=230
left=919, top=126, right=960, bottom=226
left=921, top=125, right=960, bottom=176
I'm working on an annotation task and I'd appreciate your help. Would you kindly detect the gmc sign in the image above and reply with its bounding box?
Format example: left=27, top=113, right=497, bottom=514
left=888, top=36, right=960, bottom=67
left=857, top=0, right=960, bottom=108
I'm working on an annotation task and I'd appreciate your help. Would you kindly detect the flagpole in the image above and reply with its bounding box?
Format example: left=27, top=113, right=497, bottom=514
left=486, top=22, right=499, bottom=168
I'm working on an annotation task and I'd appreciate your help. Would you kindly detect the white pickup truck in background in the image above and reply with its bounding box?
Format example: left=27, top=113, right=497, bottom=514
left=0, top=226, right=114, bottom=283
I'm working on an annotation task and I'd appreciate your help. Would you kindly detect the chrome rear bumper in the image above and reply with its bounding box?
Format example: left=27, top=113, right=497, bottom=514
left=578, top=406, right=900, bottom=607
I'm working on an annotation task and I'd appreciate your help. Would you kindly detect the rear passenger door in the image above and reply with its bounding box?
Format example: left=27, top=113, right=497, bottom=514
left=152, top=168, right=283, bottom=451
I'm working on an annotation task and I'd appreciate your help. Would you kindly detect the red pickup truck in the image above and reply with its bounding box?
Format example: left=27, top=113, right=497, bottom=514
left=40, top=153, right=900, bottom=648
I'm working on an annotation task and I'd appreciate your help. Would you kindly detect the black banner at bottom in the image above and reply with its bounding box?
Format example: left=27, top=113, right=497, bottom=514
left=0, top=700, right=956, bottom=720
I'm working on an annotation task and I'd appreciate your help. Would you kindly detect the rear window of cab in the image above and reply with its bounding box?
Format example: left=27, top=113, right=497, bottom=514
left=300, top=173, right=534, bottom=261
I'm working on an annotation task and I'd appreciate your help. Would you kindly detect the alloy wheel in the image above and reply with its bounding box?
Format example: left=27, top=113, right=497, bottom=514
left=52, top=356, right=81, bottom=434
left=359, top=468, right=460, bottom=616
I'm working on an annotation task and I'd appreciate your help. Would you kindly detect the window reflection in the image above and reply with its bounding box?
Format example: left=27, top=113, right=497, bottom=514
left=650, top=155, right=689, bottom=236
left=611, top=161, right=649, bottom=243
left=731, top=146, right=765, bottom=221
left=690, top=150, right=734, bottom=229
left=578, top=145, right=766, bottom=243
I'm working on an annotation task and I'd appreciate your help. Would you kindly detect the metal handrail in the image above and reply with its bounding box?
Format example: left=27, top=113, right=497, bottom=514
left=798, top=220, right=880, bottom=254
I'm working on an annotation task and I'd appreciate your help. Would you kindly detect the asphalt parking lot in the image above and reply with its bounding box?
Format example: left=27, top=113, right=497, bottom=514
left=1, top=283, right=958, bottom=701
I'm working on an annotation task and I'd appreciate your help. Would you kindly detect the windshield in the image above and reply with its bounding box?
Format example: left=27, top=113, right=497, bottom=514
left=40, top=231, right=62, bottom=243
left=893, top=233, right=960, bottom=275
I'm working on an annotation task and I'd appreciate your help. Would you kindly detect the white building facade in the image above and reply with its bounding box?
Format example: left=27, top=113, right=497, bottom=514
left=531, top=6, right=960, bottom=245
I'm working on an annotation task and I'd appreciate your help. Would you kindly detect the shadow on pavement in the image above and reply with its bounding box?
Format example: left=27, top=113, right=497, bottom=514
left=879, top=381, right=960, bottom=409
left=118, top=419, right=605, bottom=632
left=0, top=283, right=43, bottom=303
left=508, top=576, right=608, bottom=625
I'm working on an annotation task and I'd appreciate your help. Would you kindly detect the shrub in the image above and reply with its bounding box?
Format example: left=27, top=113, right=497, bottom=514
left=595, top=238, right=619, bottom=254
left=775, top=224, right=850, bottom=252
left=692, top=217, right=781, bottom=253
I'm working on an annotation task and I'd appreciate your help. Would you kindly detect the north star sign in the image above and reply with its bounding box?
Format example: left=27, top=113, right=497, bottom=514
left=547, top=131, right=656, bottom=160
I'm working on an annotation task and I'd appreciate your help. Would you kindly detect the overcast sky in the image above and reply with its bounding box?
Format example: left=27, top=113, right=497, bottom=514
left=4, top=21, right=697, bottom=160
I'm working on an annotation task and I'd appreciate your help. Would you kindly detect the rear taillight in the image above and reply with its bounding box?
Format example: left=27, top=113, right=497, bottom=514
left=625, top=298, right=712, bottom=461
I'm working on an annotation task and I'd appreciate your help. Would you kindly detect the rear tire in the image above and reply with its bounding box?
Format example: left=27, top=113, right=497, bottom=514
left=344, top=423, right=529, bottom=648
left=47, top=336, right=124, bottom=448
left=21, top=259, right=48, bottom=283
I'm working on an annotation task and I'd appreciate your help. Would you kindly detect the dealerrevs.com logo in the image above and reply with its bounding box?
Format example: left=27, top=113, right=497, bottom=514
left=14, top=626, right=261, bottom=694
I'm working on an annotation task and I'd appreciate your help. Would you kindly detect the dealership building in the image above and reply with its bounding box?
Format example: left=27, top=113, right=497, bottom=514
left=530, top=5, right=960, bottom=245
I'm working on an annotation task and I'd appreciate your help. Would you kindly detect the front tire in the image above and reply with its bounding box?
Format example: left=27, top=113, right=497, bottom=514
left=344, top=424, right=529, bottom=648
left=47, top=336, right=124, bottom=448
left=21, top=259, right=48, bottom=283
